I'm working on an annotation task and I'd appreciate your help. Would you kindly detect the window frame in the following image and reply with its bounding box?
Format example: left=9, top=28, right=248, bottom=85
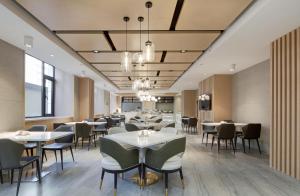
left=25, top=54, right=55, bottom=118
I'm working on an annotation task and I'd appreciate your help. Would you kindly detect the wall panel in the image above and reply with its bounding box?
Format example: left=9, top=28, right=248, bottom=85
left=271, top=27, right=300, bottom=180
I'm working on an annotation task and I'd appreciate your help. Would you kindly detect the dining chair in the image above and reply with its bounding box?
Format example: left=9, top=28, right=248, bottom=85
left=181, top=116, right=189, bottom=132
left=125, top=123, right=140, bottom=132
left=211, top=124, right=236, bottom=153
left=188, top=118, right=198, bottom=133
left=155, top=118, right=163, bottom=123
left=53, top=123, right=66, bottom=130
left=75, top=123, right=96, bottom=150
left=144, top=137, right=186, bottom=196
left=99, top=137, right=141, bottom=195
left=165, top=123, right=175, bottom=128
left=93, top=118, right=108, bottom=136
left=24, top=125, right=47, bottom=157
left=236, top=123, right=262, bottom=154
left=202, top=120, right=217, bottom=146
left=0, top=139, right=41, bottom=196
left=41, top=125, right=74, bottom=170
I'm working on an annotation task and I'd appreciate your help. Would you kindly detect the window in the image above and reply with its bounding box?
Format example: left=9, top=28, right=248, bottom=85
left=25, top=54, right=55, bottom=117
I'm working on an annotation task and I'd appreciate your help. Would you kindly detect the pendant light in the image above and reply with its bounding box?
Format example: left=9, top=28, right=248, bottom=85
left=143, top=1, right=155, bottom=62
left=121, top=16, right=132, bottom=72
left=133, top=16, right=144, bottom=65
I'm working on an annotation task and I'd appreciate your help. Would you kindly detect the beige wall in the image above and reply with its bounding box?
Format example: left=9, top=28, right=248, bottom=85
left=77, top=77, right=94, bottom=120
left=232, top=60, right=270, bottom=154
left=0, top=39, right=24, bottom=132
left=181, top=90, right=197, bottom=117
left=174, top=95, right=181, bottom=113
left=103, top=90, right=110, bottom=115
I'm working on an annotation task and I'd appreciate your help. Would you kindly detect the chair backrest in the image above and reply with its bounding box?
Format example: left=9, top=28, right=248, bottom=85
left=134, top=116, right=141, bottom=119
left=223, top=120, right=234, bottom=123
left=108, top=127, right=127, bottom=135
left=160, top=127, right=178, bottom=134
left=145, top=137, right=186, bottom=169
left=84, top=118, right=94, bottom=122
left=95, top=118, right=107, bottom=129
left=155, top=118, right=163, bottom=123
left=106, top=117, right=115, bottom=128
left=202, top=120, right=215, bottom=131
left=0, top=139, right=24, bottom=169
left=125, top=123, right=140, bottom=132
left=99, top=137, right=138, bottom=169
left=217, top=124, right=235, bottom=139
left=149, top=116, right=157, bottom=119
left=54, top=125, right=74, bottom=143
left=53, top=123, right=66, bottom=130
left=189, top=118, right=198, bottom=126
left=75, top=123, right=92, bottom=138
left=242, top=123, right=261, bottom=139
left=28, top=125, right=47, bottom=132
left=165, top=123, right=175, bottom=128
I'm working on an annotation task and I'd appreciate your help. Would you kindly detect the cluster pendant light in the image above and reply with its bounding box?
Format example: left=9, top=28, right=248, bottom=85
left=143, top=1, right=155, bottom=62
left=121, top=16, right=132, bottom=72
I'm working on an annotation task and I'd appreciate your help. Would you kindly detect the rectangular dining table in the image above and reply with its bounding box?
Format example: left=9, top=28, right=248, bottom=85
left=0, top=131, right=74, bottom=180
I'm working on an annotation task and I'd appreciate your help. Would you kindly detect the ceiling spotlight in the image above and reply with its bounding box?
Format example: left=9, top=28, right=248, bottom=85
left=93, top=50, right=100, bottom=53
left=230, top=64, right=236, bottom=72
left=50, top=54, right=54, bottom=57
left=80, top=70, right=86, bottom=77
left=24, top=35, right=33, bottom=49
left=180, top=50, right=187, bottom=53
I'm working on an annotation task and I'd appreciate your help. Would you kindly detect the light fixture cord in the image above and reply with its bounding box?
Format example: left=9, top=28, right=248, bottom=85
left=125, top=20, right=128, bottom=52
left=147, top=6, right=150, bottom=42
left=140, top=19, right=142, bottom=52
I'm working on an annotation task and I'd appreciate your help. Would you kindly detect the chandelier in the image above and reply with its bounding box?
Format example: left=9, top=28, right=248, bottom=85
left=132, top=77, right=151, bottom=91
left=120, top=16, right=132, bottom=72
left=133, top=16, right=144, bottom=66
left=137, top=90, right=158, bottom=102
left=143, top=1, right=155, bottom=62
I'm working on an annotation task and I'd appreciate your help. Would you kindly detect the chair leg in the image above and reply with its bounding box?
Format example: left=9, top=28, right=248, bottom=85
left=248, top=139, right=251, bottom=151
left=60, top=149, right=64, bottom=170
left=70, top=146, right=75, bottom=162
left=88, top=137, right=91, bottom=151
left=36, top=160, right=42, bottom=183
left=26, top=149, right=29, bottom=156
left=10, top=169, right=14, bottom=184
left=202, top=132, right=205, bottom=143
left=54, top=150, right=57, bottom=162
left=234, top=136, right=237, bottom=148
left=217, top=139, right=220, bottom=153
left=138, top=165, right=142, bottom=189
left=94, top=135, right=96, bottom=147
left=41, top=150, right=45, bottom=169
left=242, top=138, right=246, bottom=153
left=206, top=133, right=209, bottom=147
left=211, top=136, right=215, bottom=149
left=164, top=172, right=168, bottom=196
left=114, top=172, right=118, bottom=196
left=179, top=168, right=184, bottom=189
left=231, top=139, right=235, bottom=154
left=75, top=137, right=79, bottom=149
left=82, top=137, right=84, bottom=149
left=99, top=169, right=105, bottom=190
left=225, top=139, right=228, bottom=149
left=16, top=168, right=23, bottom=196
left=44, top=152, right=48, bottom=161
left=0, top=170, right=3, bottom=184
left=256, top=139, right=262, bottom=154
left=30, top=148, right=34, bottom=156
left=143, top=164, right=146, bottom=187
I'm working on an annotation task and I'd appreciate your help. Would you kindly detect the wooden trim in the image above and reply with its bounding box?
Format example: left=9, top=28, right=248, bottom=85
left=103, top=31, right=116, bottom=51
left=160, top=51, right=167, bottom=62
left=169, top=0, right=185, bottom=31
left=54, top=30, right=223, bottom=34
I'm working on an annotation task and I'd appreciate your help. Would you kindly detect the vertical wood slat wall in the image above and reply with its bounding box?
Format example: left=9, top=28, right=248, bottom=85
left=270, top=27, right=300, bottom=179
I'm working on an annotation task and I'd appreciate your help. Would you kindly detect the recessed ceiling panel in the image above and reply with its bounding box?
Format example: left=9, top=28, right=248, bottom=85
left=177, top=0, right=253, bottom=30
left=103, top=71, right=157, bottom=77
left=110, top=33, right=220, bottom=50
left=95, top=64, right=189, bottom=71
left=57, top=34, right=111, bottom=51
left=110, top=76, right=177, bottom=81
left=164, top=52, right=201, bottom=62
left=17, top=0, right=177, bottom=30
left=80, top=52, right=162, bottom=63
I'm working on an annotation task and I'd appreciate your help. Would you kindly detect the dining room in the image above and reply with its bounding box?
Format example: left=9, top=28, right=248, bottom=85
left=1, top=0, right=300, bottom=196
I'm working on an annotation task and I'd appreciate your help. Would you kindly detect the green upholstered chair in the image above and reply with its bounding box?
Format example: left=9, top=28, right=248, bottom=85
left=165, top=123, right=175, bottom=128
left=0, top=139, right=41, bottom=196
left=41, top=125, right=75, bottom=170
left=107, top=127, right=134, bottom=150
left=211, top=123, right=236, bottom=153
left=99, top=137, right=141, bottom=195
left=24, top=125, right=47, bottom=157
left=75, top=123, right=96, bottom=150
left=93, top=118, right=108, bottom=136
left=236, top=123, right=262, bottom=154
left=125, top=123, right=140, bottom=132
left=155, top=118, right=163, bottom=123
left=144, top=137, right=186, bottom=196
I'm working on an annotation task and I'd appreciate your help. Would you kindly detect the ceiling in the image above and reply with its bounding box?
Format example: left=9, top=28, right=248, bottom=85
left=171, top=0, right=300, bottom=91
left=16, top=0, right=253, bottom=90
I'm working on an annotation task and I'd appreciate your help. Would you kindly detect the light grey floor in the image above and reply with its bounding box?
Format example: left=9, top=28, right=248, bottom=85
left=1, top=133, right=300, bottom=196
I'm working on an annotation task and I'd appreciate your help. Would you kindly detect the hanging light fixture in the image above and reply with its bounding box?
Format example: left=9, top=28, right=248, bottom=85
left=121, top=16, right=132, bottom=72
left=143, top=1, right=155, bottom=62
left=133, top=16, right=144, bottom=65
